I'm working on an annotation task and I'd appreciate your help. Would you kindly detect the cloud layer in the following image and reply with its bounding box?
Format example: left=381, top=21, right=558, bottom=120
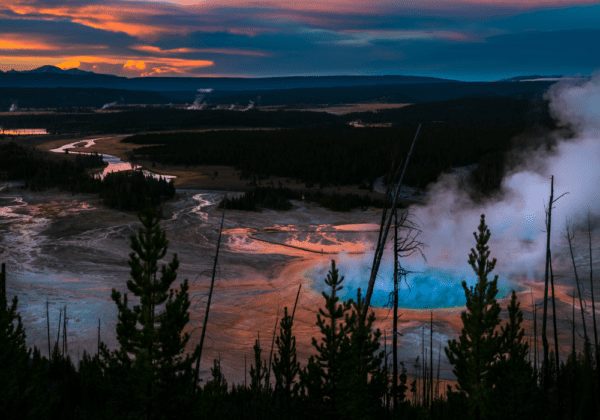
left=1, top=0, right=599, bottom=77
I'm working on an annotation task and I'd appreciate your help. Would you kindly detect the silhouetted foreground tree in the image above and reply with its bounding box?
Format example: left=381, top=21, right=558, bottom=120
left=0, top=214, right=598, bottom=419
left=104, top=210, right=198, bottom=419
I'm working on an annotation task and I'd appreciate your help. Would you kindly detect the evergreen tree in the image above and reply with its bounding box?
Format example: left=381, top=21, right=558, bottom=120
left=301, top=260, right=350, bottom=411
left=272, top=306, right=300, bottom=399
left=491, top=290, right=537, bottom=419
left=249, top=335, right=268, bottom=393
left=0, top=263, right=30, bottom=418
left=445, top=215, right=502, bottom=420
left=107, top=211, right=197, bottom=419
left=338, top=289, right=387, bottom=419
left=203, top=358, right=229, bottom=400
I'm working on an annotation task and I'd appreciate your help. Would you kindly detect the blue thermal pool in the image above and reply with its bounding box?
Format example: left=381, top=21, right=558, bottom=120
left=309, top=265, right=517, bottom=309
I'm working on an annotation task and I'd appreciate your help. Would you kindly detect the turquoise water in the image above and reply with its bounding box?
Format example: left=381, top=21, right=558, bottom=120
left=310, top=265, right=517, bottom=309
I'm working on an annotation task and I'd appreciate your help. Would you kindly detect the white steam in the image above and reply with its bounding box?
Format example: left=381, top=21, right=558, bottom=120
left=187, top=88, right=213, bottom=110
left=101, top=101, right=118, bottom=110
left=413, top=75, right=600, bottom=279
left=324, top=75, right=600, bottom=306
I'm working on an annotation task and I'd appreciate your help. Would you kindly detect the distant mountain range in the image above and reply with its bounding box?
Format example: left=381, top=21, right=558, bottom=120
left=0, top=65, right=458, bottom=91
left=0, top=65, right=565, bottom=109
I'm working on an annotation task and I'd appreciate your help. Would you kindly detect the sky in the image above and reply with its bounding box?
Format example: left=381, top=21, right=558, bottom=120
left=1, top=0, right=599, bottom=79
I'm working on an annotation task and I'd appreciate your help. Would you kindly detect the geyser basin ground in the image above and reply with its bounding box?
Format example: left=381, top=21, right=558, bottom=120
left=1, top=187, right=593, bottom=384
left=308, top=265, right=517, bottom=309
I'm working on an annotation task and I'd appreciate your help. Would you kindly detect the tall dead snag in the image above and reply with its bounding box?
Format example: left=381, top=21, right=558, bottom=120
left=429, top=312, right=434, bottom=406
left=391, top=209, right=423, bottom=409
left=531, top=290, right=538, bottom=376
left=194, top=210, right=225, bottom=386
left=541, top=175, right=567, bottom=388
left=267, top=305, right=280, bottom=386
left=571, top=293, right=576, bottom=358
left=588, top=214, right=598, bottom=362
left=97, top=318, right=101, bottom=356
left=62, top=305, right=68, bottom=356
left=46, top=299, right=51, bottom=357
left=549, top=258, right=560, bottom=374
left=566, top=224, right=590, bottom=361
left=541, top=176, right=554, bottom=387
left=363, top=124, right=422, bottom=319
left=392, top=211, right=400, bottom=410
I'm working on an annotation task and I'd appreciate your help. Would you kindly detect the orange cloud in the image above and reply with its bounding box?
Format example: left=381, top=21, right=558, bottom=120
left=0, top=52, right=214, bottom=76
left=0, top=34, right=56, bottom=50
left=123, top=60, right=147, bottom=71
left=132, top=45, right=269, bottom=57
left=6, top=3, right=183, bottom=37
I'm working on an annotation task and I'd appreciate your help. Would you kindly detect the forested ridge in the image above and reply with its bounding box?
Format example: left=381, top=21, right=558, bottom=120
left=0, top=214, right=598, bottom=419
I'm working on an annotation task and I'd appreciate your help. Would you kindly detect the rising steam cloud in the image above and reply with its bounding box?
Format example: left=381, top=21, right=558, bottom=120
left=320, top=75, right=600, bottom=307
left=409, top=75, right=600, bottom=278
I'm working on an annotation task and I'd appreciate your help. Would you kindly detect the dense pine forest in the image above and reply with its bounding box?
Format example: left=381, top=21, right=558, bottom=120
left=1, top=213, right=597, bottom=419
left=124, top=98, right=553, bottom=194
left=0, top=143, right=175, bottom=211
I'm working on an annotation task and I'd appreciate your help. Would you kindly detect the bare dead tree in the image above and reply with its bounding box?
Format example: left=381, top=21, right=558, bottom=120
left=54, top=307, right=62, bottom=355
left=587, top=213, right=598, bottom=361
left=541, top=175, right=567, bottom=388
left=391, top=209, right=423, bottom=409
left=194, top=210, right=225, bottom=386
left=46, top=299, right=51, bottom=357
left=436, top=342, right=441, bottom=400
left=549, top=257, right=560, bottom=373
left=566, top=223, right=591, bottom=361
left=531, top=290, right=538, bottom=376
left=571, top=293, right=576, bottom=359
left=97, top=318, right=101, bottom=356
left=267, top=305, right=280, bottom=386
left=541, top=176, right=554, bottom=387
left=363, top=124, right=422, bottom=319
left=392, top=211, right=400, bottom=410
left=62, top=305, right=68, bottom=356
left=291, top=283, right=302, bottom=323
left=429, top=311, right=434, bottom=407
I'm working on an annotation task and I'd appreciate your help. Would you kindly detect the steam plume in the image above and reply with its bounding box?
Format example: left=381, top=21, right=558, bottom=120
left=325, top=75, right=600, bottom=305
left=187, top=88, right=213, bottom=110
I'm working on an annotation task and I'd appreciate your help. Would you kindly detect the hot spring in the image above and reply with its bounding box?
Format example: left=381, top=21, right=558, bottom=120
left=308, top=263, right=518, bottom=309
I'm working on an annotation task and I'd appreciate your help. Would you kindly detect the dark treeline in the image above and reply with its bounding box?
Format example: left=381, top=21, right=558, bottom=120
left=0, top=142, right=174, bottom=212
left=0, top=142, right=103, bottom=192
left=125, top=116, right=549, bottom=193
left=100, top=171, right=175, bottom=211
left=1, top=214, right=598, bottom=419
left=0, top=108, right=339, bottom=134
left=219, top=187, right=384, bottom=212
left=219, top=187, right=297, bottom=211
left=0, top=88, right=171, bottom=110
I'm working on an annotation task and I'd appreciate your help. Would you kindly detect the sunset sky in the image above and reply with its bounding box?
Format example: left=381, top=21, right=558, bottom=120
left=1, top=0, right=599, bottom=79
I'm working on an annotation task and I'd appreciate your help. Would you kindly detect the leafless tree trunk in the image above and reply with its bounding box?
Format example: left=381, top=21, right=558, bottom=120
left=363, top=124, right=422, bottom=318
left=392, top=210, right=400, bottom=410
left=542, top=177, right=554, bottom=387
left=566, top=224, right=590, bottom=361
left=587, top=214, right=598, bottom=361
left=194, top=210, right=225, bottom=386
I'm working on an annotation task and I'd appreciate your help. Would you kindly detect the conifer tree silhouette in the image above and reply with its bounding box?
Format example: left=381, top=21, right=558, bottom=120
left=108, top=211, right=196, bottom=419
left=273, top=307, right=300, bottom=399
left=446, top=215, right=502, bottom=420
left=301, top=261, right=350, bottom=411
left=0, top=263, right=30, bottom=417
